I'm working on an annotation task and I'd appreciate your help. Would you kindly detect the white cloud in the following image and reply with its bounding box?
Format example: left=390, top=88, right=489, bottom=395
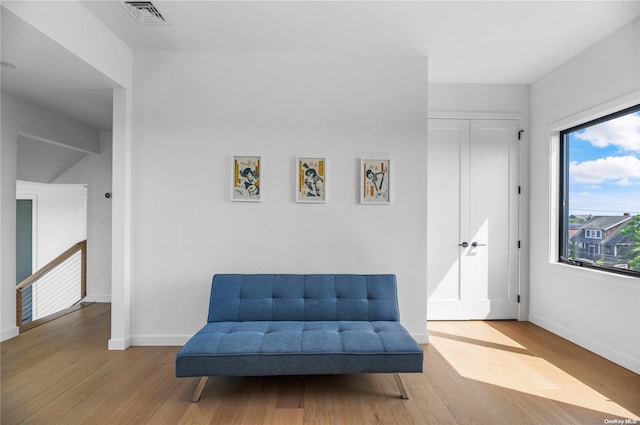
left=575, top=112, right=640, bottom=152
left=570, top=155, right=640, bottom=184
left=570, top=190, right=640, bottom=215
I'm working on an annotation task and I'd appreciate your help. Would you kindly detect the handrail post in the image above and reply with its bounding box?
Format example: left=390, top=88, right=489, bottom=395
left=81, top=240, right=87, bottom=299
left=16, top=289, right=23, bottom=326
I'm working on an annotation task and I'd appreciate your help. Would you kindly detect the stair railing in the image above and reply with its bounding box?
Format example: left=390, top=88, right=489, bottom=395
left=16, top=240, right=87, bottom=326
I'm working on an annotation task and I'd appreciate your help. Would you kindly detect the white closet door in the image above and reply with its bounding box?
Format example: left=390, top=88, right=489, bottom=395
left=427, top=119, right=470, bottom=320
left=427, top=119, right=519, bottom=320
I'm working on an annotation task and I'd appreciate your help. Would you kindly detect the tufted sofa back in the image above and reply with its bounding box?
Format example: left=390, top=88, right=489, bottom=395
left=208, top=274, right=400, bottom=322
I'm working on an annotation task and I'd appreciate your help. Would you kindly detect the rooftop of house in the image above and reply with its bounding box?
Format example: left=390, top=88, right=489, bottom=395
left=581, top=215, right=633, bottom=231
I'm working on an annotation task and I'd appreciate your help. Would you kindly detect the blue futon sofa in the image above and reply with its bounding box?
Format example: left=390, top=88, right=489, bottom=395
left=176, top=274, right=424, bottom=402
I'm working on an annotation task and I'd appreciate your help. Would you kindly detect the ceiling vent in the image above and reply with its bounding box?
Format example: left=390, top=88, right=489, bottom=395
left=123, top=1, right=171, bottom=25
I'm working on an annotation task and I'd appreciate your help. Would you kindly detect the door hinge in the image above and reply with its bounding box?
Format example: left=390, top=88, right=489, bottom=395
left=518, top=186, right=521, bottom=194
left=517, top=295, right=521, bottom=303
left=518, top=129, right=525, bottom=140
left=518, top=240, right=521, bottom=248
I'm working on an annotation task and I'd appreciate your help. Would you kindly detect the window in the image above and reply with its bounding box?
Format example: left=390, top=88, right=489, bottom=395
left=559, top=104, right=640, bottom=277
left=585, top=230, right=602, bottom=239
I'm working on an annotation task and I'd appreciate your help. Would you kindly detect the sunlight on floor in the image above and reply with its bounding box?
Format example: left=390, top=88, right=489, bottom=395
left=428, top=321, right=639, bottom=421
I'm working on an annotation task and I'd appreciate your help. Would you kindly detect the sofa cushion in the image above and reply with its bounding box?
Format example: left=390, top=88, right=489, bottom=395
left=176, top=320, right=423, bottom=377
left=208, top=274, right=400, bottom=322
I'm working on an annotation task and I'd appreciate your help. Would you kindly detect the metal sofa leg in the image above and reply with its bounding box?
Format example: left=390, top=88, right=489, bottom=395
left=393, top=373, right=410, bottom=399
left=191, top=376, right=209, bottom=403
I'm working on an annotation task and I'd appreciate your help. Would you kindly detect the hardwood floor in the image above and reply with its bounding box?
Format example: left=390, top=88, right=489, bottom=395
left=1, top=303, right=638, bottom=424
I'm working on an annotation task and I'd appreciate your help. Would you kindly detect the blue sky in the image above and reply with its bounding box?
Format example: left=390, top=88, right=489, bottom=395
left=568, top=110, right=640, bottom=216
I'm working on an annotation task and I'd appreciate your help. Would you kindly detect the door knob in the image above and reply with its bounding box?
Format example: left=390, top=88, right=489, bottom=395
left=471, top=242, right=487, bottom=248
left=458, top=242, right=469, bottom=248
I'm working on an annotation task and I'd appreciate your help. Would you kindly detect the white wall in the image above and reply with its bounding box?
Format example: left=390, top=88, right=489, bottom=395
left=130, top=52, right=429, bottom=344
left=1, top=92, right=20, bottom=341
left=429, top=83, right=529, bottom=114
left=529, top=19, right=640, bottom=373
left=0, top=92, right=99, bottom=155
left=16, top=181, right=87, bottom=268
left=53, top=132, right=113, bottom=302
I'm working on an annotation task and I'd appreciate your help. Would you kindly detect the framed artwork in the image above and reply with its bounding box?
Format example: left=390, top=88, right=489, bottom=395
left=231, top=155, right=261, bottom=202
left=360, top=158, right=390, bottom=204
left=296, top=157, right=326, bottom=203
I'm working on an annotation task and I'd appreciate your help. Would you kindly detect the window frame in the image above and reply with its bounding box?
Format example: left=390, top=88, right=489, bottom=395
left=558, top=104, right=640, bottom=278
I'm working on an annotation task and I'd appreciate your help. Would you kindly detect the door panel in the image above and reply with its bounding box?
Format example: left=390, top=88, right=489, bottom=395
left=427, top=119, right=519, bottom=320
left=427, top=119, right=469, bottom=320
left=468, top=120, right=519, bottom=319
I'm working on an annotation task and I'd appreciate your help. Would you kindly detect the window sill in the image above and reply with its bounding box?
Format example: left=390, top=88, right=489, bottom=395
left=557, top=258, right=639, bottom=279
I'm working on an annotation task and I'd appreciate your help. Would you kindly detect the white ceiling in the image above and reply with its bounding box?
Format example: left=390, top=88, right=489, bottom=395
left=1, top=7, right=117, bottom=130
left=2, top=1, right=640, bottom=134
left=81, top=1, right=640, bottom=84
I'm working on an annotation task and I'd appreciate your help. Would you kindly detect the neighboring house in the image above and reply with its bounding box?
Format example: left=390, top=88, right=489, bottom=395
left=567, top=222, right=583, bottom=239
left=569, top=215, right=634, bottom=264
left=567, top=215, right=592, bottom=238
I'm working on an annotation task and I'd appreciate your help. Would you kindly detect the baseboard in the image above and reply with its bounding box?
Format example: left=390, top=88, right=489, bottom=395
left=412, top=333, right=429, bottom=344
left=529, top=313, right=640, bottom=374
left=83, top=295, right=111, bottom=303
left=1, top=326, right=19, bottom=342
left=132, top=335, right=191, bottom=346
left=108, top=337, right=132, bottom=350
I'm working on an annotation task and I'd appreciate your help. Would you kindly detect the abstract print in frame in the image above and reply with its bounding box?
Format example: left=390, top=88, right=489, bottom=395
left=361, top=158, right=390, bottom=204
left=232, top=155, right=261, bottom=201
left=296, top=157, right=326, bottom=202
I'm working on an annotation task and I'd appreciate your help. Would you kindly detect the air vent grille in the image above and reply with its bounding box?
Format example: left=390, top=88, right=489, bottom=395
left=123, top=1, right=171, bottom=25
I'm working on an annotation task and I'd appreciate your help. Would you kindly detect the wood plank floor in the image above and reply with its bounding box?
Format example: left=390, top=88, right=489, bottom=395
left=1, top=303, right=638, bottom=424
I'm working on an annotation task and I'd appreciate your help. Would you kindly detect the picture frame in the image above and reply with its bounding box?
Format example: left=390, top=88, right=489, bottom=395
left=231, top=155, right=262, bottom=202
left=296, top=157, right=327, bottom=203
left=360, top=158, right=390, bottom=204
